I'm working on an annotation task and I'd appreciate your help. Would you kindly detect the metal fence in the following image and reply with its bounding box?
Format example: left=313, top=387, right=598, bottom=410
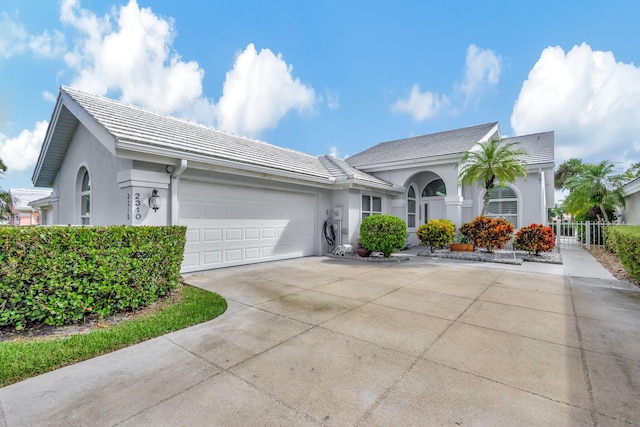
left=553, top=220, right=632, bottom=249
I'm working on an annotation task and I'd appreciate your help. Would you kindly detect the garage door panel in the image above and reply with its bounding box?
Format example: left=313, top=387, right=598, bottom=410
left=180, top=180, right=316, bottom=272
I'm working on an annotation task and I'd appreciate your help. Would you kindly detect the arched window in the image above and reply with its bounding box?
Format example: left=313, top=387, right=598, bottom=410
left=407, top=185, right=417, bottom=228
left=79, top=168, right=91, bottom=225
left=422, top=179, right=446, bottom=197
left=486, top=186, right=518, bottom=227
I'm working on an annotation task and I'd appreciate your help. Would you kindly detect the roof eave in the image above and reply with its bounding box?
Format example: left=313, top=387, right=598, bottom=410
left=116, top=141, right=338, bottom=187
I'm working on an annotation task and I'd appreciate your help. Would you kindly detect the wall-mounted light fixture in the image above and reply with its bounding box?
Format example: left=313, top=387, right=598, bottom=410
left=149, top=189, right=161, bottom=212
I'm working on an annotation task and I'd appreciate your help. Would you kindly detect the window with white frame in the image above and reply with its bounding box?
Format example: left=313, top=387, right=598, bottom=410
left=422, top=179, right=446, bottom=197
left=407, top=185, right=416, bottom=228
left=80, top=169, right=91, bottom=225
left=362, top=194, right=382, bottom=219
left=485, top=186, right=518, bottom=227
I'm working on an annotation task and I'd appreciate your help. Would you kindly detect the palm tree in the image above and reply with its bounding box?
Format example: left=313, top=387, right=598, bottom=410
left=563, top=160, right=626, bottom=222
left=0, top=157, right=8, bottom=222
left=457, top=139, right=528, bottom=215
left=554, top=158, right=584, bottom=190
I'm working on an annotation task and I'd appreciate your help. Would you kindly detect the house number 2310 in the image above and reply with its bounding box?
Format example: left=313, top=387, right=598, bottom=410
left=127, top=192, right=142, bottom=220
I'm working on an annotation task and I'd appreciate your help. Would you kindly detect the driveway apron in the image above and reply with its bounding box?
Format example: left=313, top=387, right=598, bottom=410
left=1, top=254, right=639, bottom=426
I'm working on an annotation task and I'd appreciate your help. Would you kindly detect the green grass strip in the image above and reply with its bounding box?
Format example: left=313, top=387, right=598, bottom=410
left=0, top=285, right=227, bottom=388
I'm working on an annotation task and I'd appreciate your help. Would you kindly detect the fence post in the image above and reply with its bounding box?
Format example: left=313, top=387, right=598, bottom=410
left=585, top=220, right=591, bottom=249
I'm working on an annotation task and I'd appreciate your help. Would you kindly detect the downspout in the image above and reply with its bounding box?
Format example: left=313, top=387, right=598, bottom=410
left=539, top=168, right=546, bottom=225
left=169, top=160, right=188, bottom=225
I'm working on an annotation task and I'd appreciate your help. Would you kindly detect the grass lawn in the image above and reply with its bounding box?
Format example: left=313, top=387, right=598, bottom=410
left=0, top=285, right=227, bottom=388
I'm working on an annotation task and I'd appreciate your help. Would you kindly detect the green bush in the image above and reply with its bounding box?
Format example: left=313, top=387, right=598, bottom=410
left=605, top=226, right=640, bottom=281
left=416, top=219, right=456, bottom=252
left=460, top=216, right=514, bottom=253
left=359, top=214, right=407, bottom=257
left=514, top=224, right=556, bottom=255
left=0, top=226, right=186, bottom=330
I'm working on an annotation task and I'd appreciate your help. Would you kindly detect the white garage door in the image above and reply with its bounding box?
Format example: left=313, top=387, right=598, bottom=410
left=179, top=180, right=317, bottom=272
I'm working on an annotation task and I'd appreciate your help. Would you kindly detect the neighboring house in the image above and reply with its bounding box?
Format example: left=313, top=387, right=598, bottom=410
left=621, top=177, right=640, bottom=223
left=8, top=188, right=52, bottom=226
left=32, top=86, right=554, bottom=272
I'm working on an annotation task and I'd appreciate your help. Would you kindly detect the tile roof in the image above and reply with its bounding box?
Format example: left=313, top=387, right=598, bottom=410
left=503, top=131, right=554, bottom=165
left=60, top=86, right=335, bottom=181
left=9, top=189, right=52, bottom=211
left=318, top=155, right=395, bottom=187
left=346, top=122, right=500, bottom=167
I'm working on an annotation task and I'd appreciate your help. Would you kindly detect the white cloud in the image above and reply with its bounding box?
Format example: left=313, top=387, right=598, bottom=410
left=324, top=89, right=340, bottom=110
left=0, top=121, right=48, bottom=171
left=0, top=12, right=64, bottom=58
left=511, top=43, right=640, bottom=163
left=216, top=43, right=315, bottom=136
left=42, top=91, right=57, bottom=102
left=392, top=44, right=498, bottom=121
left=391, top=84, right=448, bottom=121
left=456, top=44, right=501, bottom=101
left=60, top=0, right=212, bottom=119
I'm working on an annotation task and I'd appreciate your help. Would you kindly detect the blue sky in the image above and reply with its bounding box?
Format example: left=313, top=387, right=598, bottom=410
left=1, top=0, right=640, bottom=196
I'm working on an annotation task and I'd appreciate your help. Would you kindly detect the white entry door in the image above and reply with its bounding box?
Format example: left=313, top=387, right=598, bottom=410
left=179, top=180, right=316, bottom=272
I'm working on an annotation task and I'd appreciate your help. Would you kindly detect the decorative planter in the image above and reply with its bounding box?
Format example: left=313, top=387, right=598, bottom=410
left=357, top=247, right=372, bottom=257
left=450, top=243, right=475, bottom=252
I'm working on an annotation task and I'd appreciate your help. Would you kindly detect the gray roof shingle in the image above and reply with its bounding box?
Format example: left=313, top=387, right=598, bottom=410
left=346, top=122, right=500, bottom=167
left=503, top=131, right=555, bottom=165
left=346, top=123, right=555, bottom=168
left=61, top=86, right=335, bottom=181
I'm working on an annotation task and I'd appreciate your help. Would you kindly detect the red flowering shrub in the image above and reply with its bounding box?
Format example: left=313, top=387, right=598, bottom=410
left=514, top=224, right=556, bottom=255
left=460, top=216, right=514, bottom=253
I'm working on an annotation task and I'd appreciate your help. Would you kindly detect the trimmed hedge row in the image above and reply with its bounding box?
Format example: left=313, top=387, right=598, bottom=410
left=605, top=226, right=640, bottom=282
left=0, top=226, right=186, bottom=330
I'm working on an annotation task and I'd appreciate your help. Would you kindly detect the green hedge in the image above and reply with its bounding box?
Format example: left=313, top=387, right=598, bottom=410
left=604, top=226, right=640, bottom=282
left=0, top=226, right=186, bottom=330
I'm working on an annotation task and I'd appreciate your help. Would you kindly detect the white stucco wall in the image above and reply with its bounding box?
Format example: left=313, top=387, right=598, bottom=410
left=623, top=192, right=640, bottom=224
left=52, top=124, right=131, bottom=225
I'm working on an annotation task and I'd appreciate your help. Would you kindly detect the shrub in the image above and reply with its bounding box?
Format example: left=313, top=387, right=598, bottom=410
left=514, top=224, right=556, bottom=255
left=605, top=226, right=640, bottom=281
left=416, top=219, right=456, bottom=253
left=0, top=225, right=186, bottom=330
left=460, top=216, right=514, bottom=253
left=359, top=214, right=407, bottom=257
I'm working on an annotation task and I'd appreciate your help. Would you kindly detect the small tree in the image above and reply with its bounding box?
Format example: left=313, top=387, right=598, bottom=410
left=563, top=160, right=627, bottom=222
left=359, top=214, right=407, bottom=257
left=416, top=219, right=456, bottom=252
left=457, top=139, right=527, bottom=215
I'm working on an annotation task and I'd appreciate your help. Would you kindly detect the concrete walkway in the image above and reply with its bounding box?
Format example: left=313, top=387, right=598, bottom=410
left=1, top=247, right=639, bottom=426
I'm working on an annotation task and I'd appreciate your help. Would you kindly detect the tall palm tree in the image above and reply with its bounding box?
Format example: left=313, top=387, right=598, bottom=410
left=457, top=139, right=528, bottom=215
left=563, top=160, right=626, bottom=222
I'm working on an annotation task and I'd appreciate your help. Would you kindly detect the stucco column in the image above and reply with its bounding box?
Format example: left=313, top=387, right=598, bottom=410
left=445, top=195, right=463, bottom=228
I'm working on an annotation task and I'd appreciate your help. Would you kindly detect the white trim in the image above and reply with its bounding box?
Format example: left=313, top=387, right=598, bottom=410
left=478, top=184, right=523, bottom=228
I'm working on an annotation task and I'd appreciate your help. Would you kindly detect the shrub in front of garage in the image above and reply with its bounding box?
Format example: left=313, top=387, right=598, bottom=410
left=359, top=214, right=407, bottom=257
left=0, top=225, right=186, bottom=330
left=416, top=219, right=456, bottom=252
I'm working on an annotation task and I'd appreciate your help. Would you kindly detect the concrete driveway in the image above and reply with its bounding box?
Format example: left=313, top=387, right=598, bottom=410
left=1, top=254, right=639, bottom=426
